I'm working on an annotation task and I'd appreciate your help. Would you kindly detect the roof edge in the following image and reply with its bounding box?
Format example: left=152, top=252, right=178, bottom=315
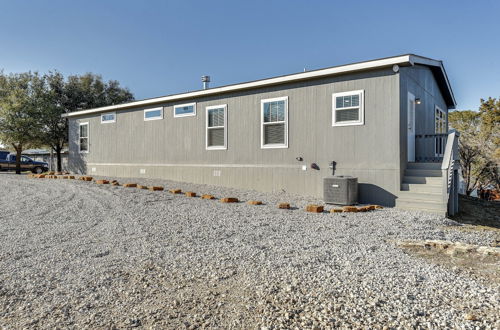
left=63, top=54, right=413, bottom=118
left=63, top=54, right=456, bottom=118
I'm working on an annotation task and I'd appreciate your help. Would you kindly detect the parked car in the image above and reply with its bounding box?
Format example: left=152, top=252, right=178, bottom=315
left=0, top=150, right=9, bottom=160
left=0, top=154, right=49, bottom=174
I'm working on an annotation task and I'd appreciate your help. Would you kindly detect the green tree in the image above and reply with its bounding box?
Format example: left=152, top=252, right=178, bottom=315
left=0, top=71, right=44, bottom=174
left=38, top=72, right=134, bottom=171
left=449, top=98, right=500, bottom=195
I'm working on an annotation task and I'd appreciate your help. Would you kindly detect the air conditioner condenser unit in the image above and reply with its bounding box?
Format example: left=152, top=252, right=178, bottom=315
left=323, top=176, right=358, bottom=205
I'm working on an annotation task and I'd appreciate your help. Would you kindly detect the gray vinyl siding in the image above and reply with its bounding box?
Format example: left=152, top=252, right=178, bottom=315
left=69, top=68, right=402, bottom=205
left=399, top=65, right=449, bottom=175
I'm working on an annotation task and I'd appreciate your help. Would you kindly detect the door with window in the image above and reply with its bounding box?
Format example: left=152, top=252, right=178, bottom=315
left=407, top=92, right=416, bottom=162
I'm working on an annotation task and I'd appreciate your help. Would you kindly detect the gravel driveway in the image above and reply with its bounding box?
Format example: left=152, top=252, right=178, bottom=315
left=0, top=173, right=498, bottom=329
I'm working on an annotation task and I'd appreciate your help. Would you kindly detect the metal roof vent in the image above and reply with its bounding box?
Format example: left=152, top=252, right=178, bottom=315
left=202, top=75, right=210, bottom=89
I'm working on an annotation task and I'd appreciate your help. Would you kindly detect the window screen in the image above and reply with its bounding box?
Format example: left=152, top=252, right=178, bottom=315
left=206, top=106, right=226, bottom=149
left=261, top=97, right=288, bottom=148
left=79, top=123, right=89, bottom=152
left=332, top=91, right=364, bottom=126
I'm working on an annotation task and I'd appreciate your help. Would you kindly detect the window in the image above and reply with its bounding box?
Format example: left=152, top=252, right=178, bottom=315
left=79, top=122, right=89, bottom=153
left=144, top=107, right=163, bottom=121
left=101, top=112, right=116, bottom=123
left=435, top=106, right=447, bottom=156
left=174, top=102, right=196, bottom=117
left=206, top=105, right=227, bottom=150
left=261, top=96, right=288, bottom=149
left=332, top=90, right=364, bottom=126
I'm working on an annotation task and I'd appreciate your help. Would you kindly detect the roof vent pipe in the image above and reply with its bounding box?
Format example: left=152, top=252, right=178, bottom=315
left=201, top=75, right=210, bottom=89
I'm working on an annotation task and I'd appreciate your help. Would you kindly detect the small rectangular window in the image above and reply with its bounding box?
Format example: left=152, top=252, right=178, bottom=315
left=332, top=90, right=364, bottom=126
left=79, top=122, right=89, bottom=153
left=206, top=104, right=227, bottom=150
left=144, top=107, right=163, bottom=121
left=101, top=112, right=116, bottom=123
left=174, top=102, right=196, bottom=117
left=261, top=97, right=288, bottom=149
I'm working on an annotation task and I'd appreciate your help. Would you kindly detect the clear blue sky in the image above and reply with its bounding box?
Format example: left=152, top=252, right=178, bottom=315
left=1, top=0, right=499, bottom=110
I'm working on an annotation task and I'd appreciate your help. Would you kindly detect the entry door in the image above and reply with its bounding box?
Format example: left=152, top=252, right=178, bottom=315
left=407, top=92, right=416, bottom=162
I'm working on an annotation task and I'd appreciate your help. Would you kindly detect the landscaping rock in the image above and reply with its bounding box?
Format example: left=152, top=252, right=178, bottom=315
left=137, top=185, right=148, bottom=189
left=247, top=200, right=263, bottom=205
left=330, top=208, right=343, bottom=213
left=278, top=203, right=290, bottom=209
left=220, top=197, right=239, bottom=203
left=305, top=205, right=324, bottom=213
left=201, top=194, right=215, bottom=199
left=95, top=180, right=109, bottom=184
left=3, top=174, right=498, bottom=328
left=123, top=183, right=137, bottom=188
left=185, top=192, right=197, bottom=197
left=343, top=206, right=358, bottom=212
left=148, top=186, right=164, bottom=191
left=169, top=189, right=182, bottom=194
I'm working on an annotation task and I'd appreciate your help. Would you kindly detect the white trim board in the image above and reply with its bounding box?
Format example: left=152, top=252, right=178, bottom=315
left=63, top=54, right=456, bottom=119
left=86, top=162, right=303, bottom=169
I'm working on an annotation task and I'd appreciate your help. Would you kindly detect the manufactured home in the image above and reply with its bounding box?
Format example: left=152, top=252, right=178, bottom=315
left=64, top=54, right=460, bottom=215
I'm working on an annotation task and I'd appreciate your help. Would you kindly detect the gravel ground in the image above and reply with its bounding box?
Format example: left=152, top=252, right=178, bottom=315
left=0, top=173, right=498, bottom=329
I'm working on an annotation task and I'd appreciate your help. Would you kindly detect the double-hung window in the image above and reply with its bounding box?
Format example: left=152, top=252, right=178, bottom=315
left=206, top=104, right=227, bottom=150
left=144, top=107, right=163, bottom=121
left=174, top=102, right=196, bottom=117
left=332, top=90, right=364, bottom=126
left=101, top=112, right=116, bottom=123
left=261, top=96, right=288, bottom=148
left=79, top=122, right=89, bottom=153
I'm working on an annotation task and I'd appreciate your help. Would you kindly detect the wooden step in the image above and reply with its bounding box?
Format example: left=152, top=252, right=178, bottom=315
left=397, top=191, right=443, bottom=202
left=402, top=176, right=442, bottom=185
left=406, top=162, right=442, bottom=170
left=401, top=183, right=442, bottom=193
left=405, top=169, right=442, bottom=177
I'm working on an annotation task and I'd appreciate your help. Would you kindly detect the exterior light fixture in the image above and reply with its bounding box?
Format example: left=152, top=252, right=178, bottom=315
left=415, top=98, right=422, bottom=105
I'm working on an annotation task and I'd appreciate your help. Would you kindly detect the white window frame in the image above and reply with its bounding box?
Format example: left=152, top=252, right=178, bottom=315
left=101, top=112, right=116, bottom=124
left=205, top=104, right=227, bottom=150
left=260, top=96, right=289, bottom=149
left=332, top=90, right=365, bottom=127
left=174, top=102, right=196, bottom=118
left=79, top=122, right=89, bottom=154
left=144, top=107, right=163, bottom=121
